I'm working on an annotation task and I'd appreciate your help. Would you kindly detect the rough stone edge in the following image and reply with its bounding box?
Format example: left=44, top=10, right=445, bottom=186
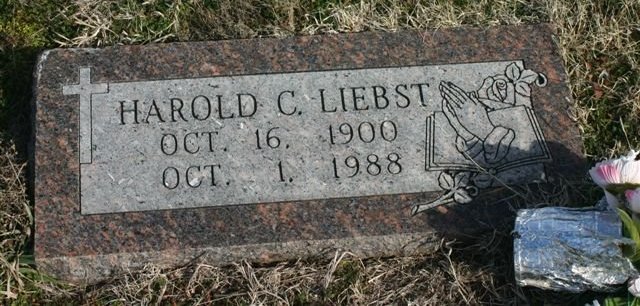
left=37, top=232, right=441, bottom=284
left=29, top=49, right=53, bottom=206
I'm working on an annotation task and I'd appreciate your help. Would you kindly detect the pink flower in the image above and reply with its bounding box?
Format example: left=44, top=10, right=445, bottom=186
left=589, top=150, right=640, bottom=189
left=626, top=188, right=640, bottom=214
left=589, top=150, right=640, bottom=209
left=589, top=160, right=623, bottom=187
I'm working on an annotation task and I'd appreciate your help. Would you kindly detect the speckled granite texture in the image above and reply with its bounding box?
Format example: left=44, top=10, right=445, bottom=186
left=32, top=24, right=584, bottom=283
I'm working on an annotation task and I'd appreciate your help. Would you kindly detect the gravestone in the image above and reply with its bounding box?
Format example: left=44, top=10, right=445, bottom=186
left=32, top=24, right=584, bottom=283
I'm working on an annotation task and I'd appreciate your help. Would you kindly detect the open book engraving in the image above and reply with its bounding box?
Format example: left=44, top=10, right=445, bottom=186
left=414, top=62, right=551, bottom=214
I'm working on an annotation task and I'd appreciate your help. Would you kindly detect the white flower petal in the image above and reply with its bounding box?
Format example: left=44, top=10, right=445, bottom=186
left=621, top=150, right=639, bottom=162
left=629, top=276, right=640, bottom=297
left=586, top=300, right=601, bottom=306
left=621, top=160, right=640, bottom=185
left=604, top=190, right=621, bottom=209
left=626, top=188, right=640, bottom=213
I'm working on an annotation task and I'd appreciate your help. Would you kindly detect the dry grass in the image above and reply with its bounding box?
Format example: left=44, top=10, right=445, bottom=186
left=60, top=238, right=517, bottom=305
left=0, top=140, right=30, bottom=300
left=1, top=0, right=639, bottom=304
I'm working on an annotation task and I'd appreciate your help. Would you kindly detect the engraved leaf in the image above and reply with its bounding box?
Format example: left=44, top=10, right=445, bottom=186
left=515, top=82, right=531, bottom=97
left=519, top=69, right=538, bottom=83
left=453, top=189, right=473, bottom=203
left=505, top=63, right=521, bottom=81
left=472, top=173, right=493, bottom=188
left=438, top=172, right=454, bottom=190
left=454, top=172, right=470, bottom=187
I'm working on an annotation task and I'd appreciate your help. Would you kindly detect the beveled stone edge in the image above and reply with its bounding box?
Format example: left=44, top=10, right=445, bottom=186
left=36, top=231, right=441, bottom=284
left=31, top=24, right=584, bottom=282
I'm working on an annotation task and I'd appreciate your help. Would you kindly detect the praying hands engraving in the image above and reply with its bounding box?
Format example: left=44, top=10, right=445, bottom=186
left=439, top=81, right=514, bottom=166
left=413, top=62, right=550, bottom=214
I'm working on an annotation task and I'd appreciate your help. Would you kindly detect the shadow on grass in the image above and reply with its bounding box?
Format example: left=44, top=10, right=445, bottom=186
left=0, top=46, right=40, bottom=155
left=419, top=140, right=588, bottom=239
left=0, top=45, right=42, bottom=255
left=413, top=139, right=617, bottom=304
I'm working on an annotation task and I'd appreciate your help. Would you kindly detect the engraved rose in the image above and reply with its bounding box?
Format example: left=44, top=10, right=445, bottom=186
left=478, top=75, right=515, bottom=105
left=477, top=62, right=542, bottom=109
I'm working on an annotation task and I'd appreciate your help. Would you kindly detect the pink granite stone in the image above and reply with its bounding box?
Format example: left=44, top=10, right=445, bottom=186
left=32, top=24, right=583, bottom=283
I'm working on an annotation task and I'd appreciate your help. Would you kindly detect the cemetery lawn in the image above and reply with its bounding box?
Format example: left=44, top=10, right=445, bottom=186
left=1, top=0, right=638, bottom=304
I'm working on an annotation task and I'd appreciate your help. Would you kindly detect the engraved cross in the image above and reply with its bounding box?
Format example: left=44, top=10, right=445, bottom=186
left=62, top=67, right=109, bottom=164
